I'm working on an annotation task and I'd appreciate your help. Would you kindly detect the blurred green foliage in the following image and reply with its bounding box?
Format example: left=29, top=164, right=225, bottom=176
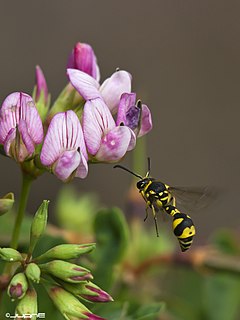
left=1, top=186, right=240, bottom=319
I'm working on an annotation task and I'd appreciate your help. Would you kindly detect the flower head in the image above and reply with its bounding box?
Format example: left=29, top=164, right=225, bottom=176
left=67, top=68, right=132, bottom=114
left=0, top=92, right=44, bottom=162
left=67, top=42, right=100, bottom=82
left=40, top=110, right=88, bottom=181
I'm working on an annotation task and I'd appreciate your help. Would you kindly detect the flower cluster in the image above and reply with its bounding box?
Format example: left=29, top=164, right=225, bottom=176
left=2, top=200, right=111, bottom=320
left=0, top=42, right=152, bottom=182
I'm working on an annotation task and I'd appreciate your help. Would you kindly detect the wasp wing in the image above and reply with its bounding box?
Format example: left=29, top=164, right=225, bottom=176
left=168, top=186, right=216, bottom=213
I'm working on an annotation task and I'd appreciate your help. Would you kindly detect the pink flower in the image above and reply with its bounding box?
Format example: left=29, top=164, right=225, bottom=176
left=0, top=92, right=43, bottom=162
left=83, top=98, right=135, bottom=162
left=67, top=42, right=100, bottom=82
left=67, top=68, right=132, bottom=114
left=40, top=110, right=88, bottom=181
left=116, top=93, right=152, bottom=137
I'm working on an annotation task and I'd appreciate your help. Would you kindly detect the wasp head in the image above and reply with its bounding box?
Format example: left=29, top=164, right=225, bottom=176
left=136, top=177, right=153, bottom=190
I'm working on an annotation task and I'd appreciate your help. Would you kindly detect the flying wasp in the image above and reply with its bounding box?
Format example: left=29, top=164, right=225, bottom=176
left=114, top=158, right=209, bottom=252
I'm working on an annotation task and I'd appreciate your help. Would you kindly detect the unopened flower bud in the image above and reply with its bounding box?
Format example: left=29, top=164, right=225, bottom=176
left=35, top=243, right=95, bottom=261
left=81, top=282, right=113, bottom=303
left=28, top=200, right=49, bottom=255
left=67, top=42, right=100, bottom=81
left=15, top=287, right=37, bottom=317
left=33, top=65, right=50, bottom=122
left=43, top=282, right=105, bottom=320
left=61, top=281, right=113, bottom=303
left=0, top=192, right=14, bottom=216
left=25, top=263, right=41, bottom=283
left=35, top=65, right=49, bottom=104
left=39, top=260, right=93, bottom=283
left=8, top=273, right=28, bottom=300
left=0, top=248, right=23, bottom=262
left=84, top=313, right=106, bottom=320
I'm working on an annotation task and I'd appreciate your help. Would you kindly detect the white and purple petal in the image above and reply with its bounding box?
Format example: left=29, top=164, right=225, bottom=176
left=54, top=150, right=81, bottom=181
left=4, top=128, right=16, bottom=156
left=40, top=110, right=88, bottom=181
left=116, top=92, right=136, bottom=126
left=18, top=119, right=35, bottom=155
left=67, top=69, right=100, bottom=101
left=82, top=98, right=115, bottom=155
left=100, top=70, right=132, bottom=114
left=95, top=126, right=133, bottom=162
left=138, top=104, right=153, bottom=137
left=0, top=92, right=43, bottom=145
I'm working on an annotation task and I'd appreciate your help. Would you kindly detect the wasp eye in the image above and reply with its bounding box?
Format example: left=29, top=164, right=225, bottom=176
left=137, top=181, right=144, bottom=189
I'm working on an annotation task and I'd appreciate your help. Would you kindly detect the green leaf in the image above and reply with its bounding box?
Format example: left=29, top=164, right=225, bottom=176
left=56, top=187, right=98, bottom=236
left=203, top=273, right=240, bottom=320
left=0, top=211, right=32, bottom=245
left=133, top=302, right=165, bottom=319
left=164, top=268, right=204, bottom=320
left=211, top=229, right=240, bottom=255
left=92, top=207, right=129, bottom=289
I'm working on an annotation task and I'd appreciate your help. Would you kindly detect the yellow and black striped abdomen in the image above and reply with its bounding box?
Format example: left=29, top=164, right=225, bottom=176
left=172, top=212, right=196, bottom=252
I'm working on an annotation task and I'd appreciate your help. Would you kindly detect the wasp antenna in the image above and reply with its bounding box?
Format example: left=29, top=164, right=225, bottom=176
left=113, top=165, right=143, bottom=179
left=146, top=157, right=151, bottom=177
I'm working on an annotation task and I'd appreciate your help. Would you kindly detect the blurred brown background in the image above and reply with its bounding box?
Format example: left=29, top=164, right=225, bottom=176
left=0, top=0, right=239, bottom=243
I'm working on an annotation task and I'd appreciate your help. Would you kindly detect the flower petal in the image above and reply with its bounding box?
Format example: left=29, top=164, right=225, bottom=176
left=18, top=119, right=35, bottom=155
left=95, top=126, right=132, bottom=162
left=82, top=98, right=115, bottom=155
left=4, top=128, right=16, bottom=156
left=67, top=69, right=100, bottom=101
left=67, top=42, right=100, bottom=81
left=138, top=104, right=153, bottom=137
left=127, top=128, right=136, bottom=151
left=0, top=92, right=43, bottom=145
left=41, top=110, right=87, bottom=166
left=54, top=150, right=81, bottom=181
left=100, top=70, right=132, bottom=114
left=116, top=92, right=136, bottom=126
left=75, top=150, right=88, bottom=179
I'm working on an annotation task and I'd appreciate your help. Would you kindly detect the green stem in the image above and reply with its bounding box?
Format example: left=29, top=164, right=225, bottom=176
left=132, top=136, right=146, bottom=178
left=0, top=173, right=33, bottom=310
left=10, top=173, right=33, bottom=249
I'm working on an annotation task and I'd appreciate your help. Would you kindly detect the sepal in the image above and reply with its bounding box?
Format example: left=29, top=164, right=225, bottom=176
left=0, top=192, right=14, bottom=216
left=7, top=273, right=28, bottom=300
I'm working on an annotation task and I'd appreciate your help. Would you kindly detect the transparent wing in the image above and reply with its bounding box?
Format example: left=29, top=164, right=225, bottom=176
left=168, top=186, right=216, bottom=213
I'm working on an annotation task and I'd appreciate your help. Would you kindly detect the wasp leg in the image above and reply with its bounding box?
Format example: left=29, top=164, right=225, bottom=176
left=144, top=203, right=150, bottom=221
left=172, top=196, right=176, bottom=207
left=151, top=205, right=159, bottom=237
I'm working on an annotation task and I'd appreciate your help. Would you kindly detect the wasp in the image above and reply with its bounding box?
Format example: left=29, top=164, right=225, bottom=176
left=113, top=158, right=208, bottom=252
